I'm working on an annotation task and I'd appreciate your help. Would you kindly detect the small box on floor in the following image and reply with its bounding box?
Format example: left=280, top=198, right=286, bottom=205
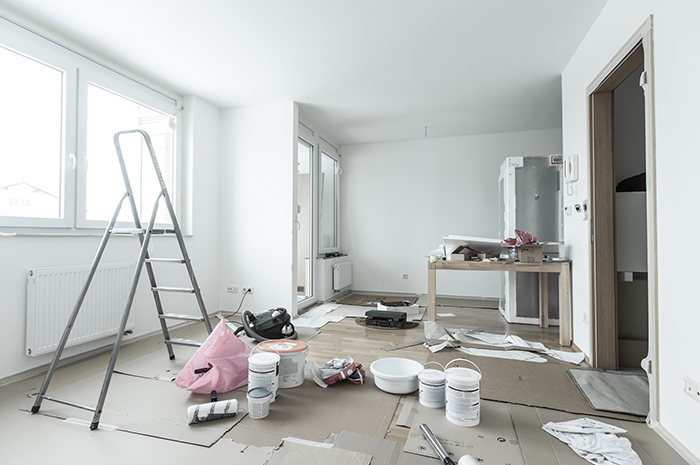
left=364, top=310, right=407, bottom=328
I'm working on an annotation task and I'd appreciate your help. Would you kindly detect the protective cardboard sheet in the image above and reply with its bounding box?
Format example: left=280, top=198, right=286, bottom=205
left=508, top=405, right=684, bottom=465
left=265, top=440, right=372, bottom=465
left=330, top=431, right=403, bottom=465
left=32, top=371, right=247, bottom=446
left=223, top=372, right=400, bottom=446
left=426, top=350, right=644, bottom=422
left=401, top=397, right=525, bottom=465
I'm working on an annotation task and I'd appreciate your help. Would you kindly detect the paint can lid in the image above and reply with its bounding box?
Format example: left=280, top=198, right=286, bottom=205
left=257, top=339, right=309, bottom=354
left=247, top=387, right=272, bottom=400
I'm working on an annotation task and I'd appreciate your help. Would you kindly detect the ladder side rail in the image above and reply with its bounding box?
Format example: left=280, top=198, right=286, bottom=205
left=113, top=130, right=176, bottom=355
left=32, top=194, right=128, bottom=414
left=89, top=198, right=161, bottom=430
left=139, top=129, right=212, bottom=334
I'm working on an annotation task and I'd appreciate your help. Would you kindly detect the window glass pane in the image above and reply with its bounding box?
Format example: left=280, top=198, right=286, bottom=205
left=320, top=151, right=337, bottom=249
left=0, top=45, right=63, bottom=219
left=86, top=83, right=175, bottom=224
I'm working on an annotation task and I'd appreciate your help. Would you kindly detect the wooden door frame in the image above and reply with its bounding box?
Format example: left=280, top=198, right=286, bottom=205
left=586, top=18, right=659, bottom=423
left=588, top=43, right=644, bottom=370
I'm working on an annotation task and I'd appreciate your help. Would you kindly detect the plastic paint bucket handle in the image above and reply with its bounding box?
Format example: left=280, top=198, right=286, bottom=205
left=445, top=358, right=481, bottom=376
left=422, top=361, right=445, bottom=371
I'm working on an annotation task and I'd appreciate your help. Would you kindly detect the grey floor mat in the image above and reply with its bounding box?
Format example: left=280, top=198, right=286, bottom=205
left=568, top=368, right=649, bottom=417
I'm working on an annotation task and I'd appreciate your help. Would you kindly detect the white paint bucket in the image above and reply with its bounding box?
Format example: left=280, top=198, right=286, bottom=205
left=248, top=352, right=280, bottom=402
left=256, top=339, right=309, bottom=389
left=418, top=362, right=446, bottom=408
left=445, top=359, right=481, bottom=427
left=247, top=387, right=271, bottom=419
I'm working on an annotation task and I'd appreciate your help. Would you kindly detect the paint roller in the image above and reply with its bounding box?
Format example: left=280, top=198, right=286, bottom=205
left=186, top=390, right=239, bottom=425
left=420, top=423, right=479, bottom=465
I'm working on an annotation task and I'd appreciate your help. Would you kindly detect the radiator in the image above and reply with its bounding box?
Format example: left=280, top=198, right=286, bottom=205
left=26, top=262, right=136, bottom=357
left=332, top=261, right=352, bottom=291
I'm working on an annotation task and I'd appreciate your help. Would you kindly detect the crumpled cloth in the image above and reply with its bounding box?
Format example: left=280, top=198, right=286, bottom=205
left=501, top=229, right=538, bottom=248
left=306, top=356, right=365, bottom=388
left=542, top=418, right=642, bottom=465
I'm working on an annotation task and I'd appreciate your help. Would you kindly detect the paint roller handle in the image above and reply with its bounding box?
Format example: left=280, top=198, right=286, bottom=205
left=419, top=423, right=456, bottom=465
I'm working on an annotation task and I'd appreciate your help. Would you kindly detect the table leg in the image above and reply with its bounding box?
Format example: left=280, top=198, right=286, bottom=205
left=558, top=263, right=572, bottom=347
left=539, top=272, right=548, bottom=328
left=428, top=262, right=437, bottom=321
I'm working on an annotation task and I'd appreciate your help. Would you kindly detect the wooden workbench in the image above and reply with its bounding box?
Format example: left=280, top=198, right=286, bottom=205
left=427, top=259, right=572, bottom=346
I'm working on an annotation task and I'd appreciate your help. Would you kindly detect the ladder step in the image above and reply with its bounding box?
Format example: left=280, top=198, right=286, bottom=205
left=150, top=228, right=176, bottom=235
left=145, top=258, right=186, bottom=264
left=152, top=287, right=195, bottom=293
left=166, top=338, right=204, bottom=347
left=159, top=313, right=205, bottom=322
left=110, top=228, right=145, bottom=235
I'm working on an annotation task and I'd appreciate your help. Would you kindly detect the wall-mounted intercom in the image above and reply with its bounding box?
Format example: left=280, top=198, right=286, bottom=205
left=564, top=154, right=579, bottom=183
left=564, top=154, right=579, bottom=196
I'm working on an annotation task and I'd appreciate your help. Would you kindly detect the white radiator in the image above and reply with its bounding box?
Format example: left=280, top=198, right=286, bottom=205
left=332, top=261, right=352, bottom=291
left=26, top=262, right=136, bottom=357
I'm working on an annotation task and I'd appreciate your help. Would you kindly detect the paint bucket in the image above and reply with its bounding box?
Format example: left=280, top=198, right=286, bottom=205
left=445, top=359, right=481, bottom=427
left=418, top=362, right=446, bottom=408
left=256, top=339, right=309, bottom=388
left=248, top=352, right=280, bottom=401
left=247, top=387, right=271, bottom=419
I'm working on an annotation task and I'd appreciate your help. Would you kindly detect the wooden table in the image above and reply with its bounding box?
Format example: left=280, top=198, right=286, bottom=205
left=427, top=259, right=572, bottom=346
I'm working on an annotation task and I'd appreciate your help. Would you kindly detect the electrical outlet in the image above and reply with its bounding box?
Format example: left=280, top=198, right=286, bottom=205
left=583, top=312, right=589, bottom=324
left=226, top=286, right=238, bottom=293
left=402, top=274, right=409, bottom=279
left=683, top=377, right=700, bottom=404
left=242, top=287, right=253, bottom=295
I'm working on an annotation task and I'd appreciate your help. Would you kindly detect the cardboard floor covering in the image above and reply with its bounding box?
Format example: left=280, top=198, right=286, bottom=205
left=427, top=349, right=645, bottom=422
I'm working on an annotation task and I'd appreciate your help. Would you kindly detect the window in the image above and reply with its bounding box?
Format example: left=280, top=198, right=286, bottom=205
left=0, top=44, right=64, bottom=221
left=0, top=15, right=180, bottom=233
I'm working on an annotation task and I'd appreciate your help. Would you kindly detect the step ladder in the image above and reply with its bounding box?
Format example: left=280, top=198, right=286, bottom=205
left=31, top=129, right=212, bottom=430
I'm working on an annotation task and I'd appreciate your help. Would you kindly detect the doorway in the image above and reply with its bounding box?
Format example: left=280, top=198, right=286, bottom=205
left=589, top=42, right=645, bottom=370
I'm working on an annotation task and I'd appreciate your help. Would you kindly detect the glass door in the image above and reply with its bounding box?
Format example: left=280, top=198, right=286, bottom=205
left=297, top=138, right=314, bottom=306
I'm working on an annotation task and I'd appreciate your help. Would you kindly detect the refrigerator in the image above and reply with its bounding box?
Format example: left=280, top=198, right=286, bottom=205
left=498, top=156, right=563, bottom=324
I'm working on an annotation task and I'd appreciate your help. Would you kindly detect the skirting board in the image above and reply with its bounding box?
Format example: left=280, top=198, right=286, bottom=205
left=653, top=423, right=700, bottom=465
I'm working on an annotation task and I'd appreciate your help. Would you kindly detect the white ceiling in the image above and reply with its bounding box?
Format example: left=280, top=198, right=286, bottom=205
left=0, top=0, right=607, bottom=146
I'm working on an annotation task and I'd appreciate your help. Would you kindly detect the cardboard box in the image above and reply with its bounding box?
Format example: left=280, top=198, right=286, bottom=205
left=518, top=243, right=543, bottom=263
left=450, top=245, right=475, bottom=261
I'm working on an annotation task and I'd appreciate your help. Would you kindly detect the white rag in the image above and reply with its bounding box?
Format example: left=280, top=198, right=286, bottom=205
left=542, top=418, right=642, bottom=465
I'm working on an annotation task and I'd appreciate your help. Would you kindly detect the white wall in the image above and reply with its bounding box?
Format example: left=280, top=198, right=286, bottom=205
left=218, top=102, right=298, bottom=315
left=0, top=95, right=222, bottom=382
left=340, top=128, right=562, bottom=298
left=562, top=0, right=700, bottom=460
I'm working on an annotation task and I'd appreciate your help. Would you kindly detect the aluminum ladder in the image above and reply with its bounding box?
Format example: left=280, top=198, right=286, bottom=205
left=31, top=129, right=213, bottom=430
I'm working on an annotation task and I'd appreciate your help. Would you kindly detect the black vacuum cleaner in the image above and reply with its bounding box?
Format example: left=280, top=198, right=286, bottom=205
left=234, top=307, right=298, bottom=342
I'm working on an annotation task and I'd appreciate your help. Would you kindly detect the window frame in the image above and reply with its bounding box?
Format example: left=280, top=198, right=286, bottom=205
left=0, top=12, right=182, bottom=235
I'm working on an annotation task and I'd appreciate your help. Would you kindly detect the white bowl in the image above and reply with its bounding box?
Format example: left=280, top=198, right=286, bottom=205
left=369, top=358, right=423, bottom=394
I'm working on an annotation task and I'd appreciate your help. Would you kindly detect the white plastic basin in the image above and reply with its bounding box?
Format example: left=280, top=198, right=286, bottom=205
left=369, top=358, right=423, bottom=394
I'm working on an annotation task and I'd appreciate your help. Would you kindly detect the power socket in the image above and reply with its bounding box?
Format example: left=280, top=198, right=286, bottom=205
left=683, top=377, right=700, bottom=404
left=242, top=287, right=253, bottom=295
left=226, top=286, right=238, bottom=293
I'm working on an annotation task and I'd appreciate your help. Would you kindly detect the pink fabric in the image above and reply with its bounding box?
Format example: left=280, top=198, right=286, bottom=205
left=175, top=319, right=252, bottom=394
left=501, top=229, right=538, bottom=248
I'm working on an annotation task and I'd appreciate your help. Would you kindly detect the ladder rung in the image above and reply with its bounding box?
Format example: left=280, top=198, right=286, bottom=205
left=166, top=338, right=204, bottom=347
left=152, top=287, right=195, bottom=293
left=110, top=228, right=145, bottom=235
left=145, top=258, right=186, bottom=264
left=159, top=313, right=205, bottom=322
left=150, top=228, right=176, bottom=235
left=40, top=395, right=96, bottom=412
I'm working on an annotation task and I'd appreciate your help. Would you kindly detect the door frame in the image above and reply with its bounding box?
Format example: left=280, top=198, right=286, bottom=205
left=587, top=18, right=659, bottom=423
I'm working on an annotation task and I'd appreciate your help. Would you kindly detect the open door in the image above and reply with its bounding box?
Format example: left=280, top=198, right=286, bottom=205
left=588, top=43, right=645, bottom=370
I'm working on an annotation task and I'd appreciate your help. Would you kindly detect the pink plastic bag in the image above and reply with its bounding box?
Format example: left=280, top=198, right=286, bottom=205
left=175, top=319, right=252, bottom=394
